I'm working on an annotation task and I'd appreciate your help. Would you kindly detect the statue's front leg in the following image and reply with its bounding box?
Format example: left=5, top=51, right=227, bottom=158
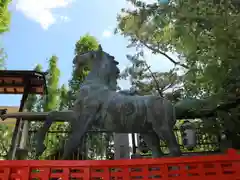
left=62, top=112, right=96, bottom=160
left=34, top=110, right=76, bottom=157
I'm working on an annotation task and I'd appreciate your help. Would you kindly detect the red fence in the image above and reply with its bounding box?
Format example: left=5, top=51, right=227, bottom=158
left=0, top=149, right=239, bottom=180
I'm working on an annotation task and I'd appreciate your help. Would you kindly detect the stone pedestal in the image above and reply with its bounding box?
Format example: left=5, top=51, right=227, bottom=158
left=113, top=133, right=130, bottom=159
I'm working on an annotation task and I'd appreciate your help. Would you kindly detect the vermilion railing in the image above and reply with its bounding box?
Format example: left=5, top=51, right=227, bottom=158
left=0, top=149, right=239, bottom=180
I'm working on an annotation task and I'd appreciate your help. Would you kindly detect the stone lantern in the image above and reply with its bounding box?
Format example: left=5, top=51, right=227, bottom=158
left=180, top=120, right=197, bottom=150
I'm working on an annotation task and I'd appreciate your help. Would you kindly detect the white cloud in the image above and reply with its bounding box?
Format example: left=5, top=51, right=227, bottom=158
left=15, top=0, right=74, bottom=30
left=102, top=29, right=112, bottom=38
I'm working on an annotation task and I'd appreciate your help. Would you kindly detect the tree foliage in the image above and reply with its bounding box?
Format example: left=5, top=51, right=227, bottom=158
left=0, top=0, right=11, bottom=34
left=43, top=55, right=60, bottom=111
left=68, top=34, right=99, bottom=107
left=116, top=0, right=240, bottom=147
left=116, top=0, right=240, bottom=98
left=120, top=51, right=183, bottom=104
left=0, top=124, right=11, bottom=159
left=0, top=0, right=11, bottom=70
left=26, top=59, right=62, bottom=159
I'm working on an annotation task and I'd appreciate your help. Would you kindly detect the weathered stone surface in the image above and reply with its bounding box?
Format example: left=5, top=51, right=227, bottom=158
left=33, top=45, right=181, bottom=159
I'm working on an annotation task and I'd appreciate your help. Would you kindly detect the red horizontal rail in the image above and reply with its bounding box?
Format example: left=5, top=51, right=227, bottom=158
left=0, top=148, right=239, bottom=180
left=1, top=149, right=239, bottom=167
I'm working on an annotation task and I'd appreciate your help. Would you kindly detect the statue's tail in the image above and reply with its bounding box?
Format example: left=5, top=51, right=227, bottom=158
left=34, top=113, right=54, bottom=157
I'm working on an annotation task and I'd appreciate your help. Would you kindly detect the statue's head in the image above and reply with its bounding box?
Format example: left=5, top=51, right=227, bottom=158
left=73, top=44, right=120, bottom=89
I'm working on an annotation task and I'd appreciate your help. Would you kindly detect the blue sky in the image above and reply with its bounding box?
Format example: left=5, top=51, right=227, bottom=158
left=0, top=0, right=175, bottom=106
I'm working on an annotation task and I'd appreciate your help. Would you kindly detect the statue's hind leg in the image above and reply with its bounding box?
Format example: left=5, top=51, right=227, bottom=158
left=140, top=133, right=164, bottom=158
left=153, top=127, right=181, bottom=157
left=151, top=98, right=181, bottom=157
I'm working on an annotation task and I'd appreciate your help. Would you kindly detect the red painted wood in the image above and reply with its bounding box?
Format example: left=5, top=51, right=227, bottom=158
left=0, top=149, right=239, bottom=180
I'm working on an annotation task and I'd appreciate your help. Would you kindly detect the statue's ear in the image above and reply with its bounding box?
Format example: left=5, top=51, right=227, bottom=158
left=98, top=44, right=103, bottom=52
left=96, top=44, right=103, bottom=59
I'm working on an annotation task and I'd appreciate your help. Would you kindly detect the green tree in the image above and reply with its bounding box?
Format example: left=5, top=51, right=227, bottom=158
left=0, top=1, right=13, bottom=155
left=116, top=0, right=240, bottom=98
left=27, top=58, right=62, bottom=159
left=116, top=0, right=240, bottom=148
left=43, top=55, right=60, bottom=111
left=0, top=124, right=11, bottom=159
left=42, top=55, right=63, bottom=157
left=68, top=34, right=99, bottom=106
left=0, top=0, right=11, bottom=34
left=0, top=0, right=12, bottom=69
left=121, top=52, right=183, bottom=99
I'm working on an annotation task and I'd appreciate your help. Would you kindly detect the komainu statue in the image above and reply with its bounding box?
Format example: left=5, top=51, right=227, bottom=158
left=34, top=45, right=181, bottom=159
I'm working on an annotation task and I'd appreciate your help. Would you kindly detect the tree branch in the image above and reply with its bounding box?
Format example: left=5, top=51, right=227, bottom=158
left=162, top=82, right=175, bottom=92
left=144, top=63, right=163, bottom=97
left=139, top=40, right=189, bottom=69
